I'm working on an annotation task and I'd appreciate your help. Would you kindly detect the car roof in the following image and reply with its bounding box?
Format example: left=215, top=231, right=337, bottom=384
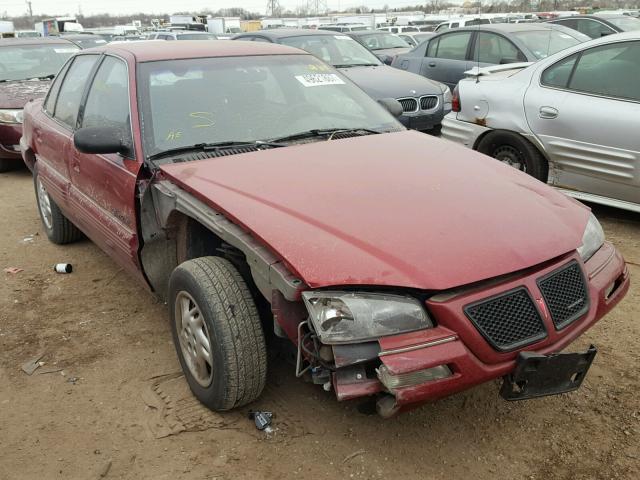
left=348, top=30, right=391, bottom=36
left=95, top=39, right=306, bottom=61
left=235, top=28, right=337, bottom=39
left=453, top=23, right=572, bottom=33
left=0, top=37, right=75, bottom=47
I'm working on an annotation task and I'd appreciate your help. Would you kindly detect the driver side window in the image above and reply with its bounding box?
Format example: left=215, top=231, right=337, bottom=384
left=53, top=55, right=99, bottom=129
left=82, top=56, right=133, bottom=155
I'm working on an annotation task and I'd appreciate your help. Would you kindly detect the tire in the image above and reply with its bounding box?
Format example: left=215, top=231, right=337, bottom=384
left=476, top=131, right=548, bottom=182
left=33, top=168, right=83, bottom=245
left=169, top=256, right=267, bottom=411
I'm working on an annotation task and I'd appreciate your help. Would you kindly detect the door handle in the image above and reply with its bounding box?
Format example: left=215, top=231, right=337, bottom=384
left=70, top=156, right=80, bottom=174
left=428, top=62, right=436, bottom=67
left=539, top=106, right=558, bottom=119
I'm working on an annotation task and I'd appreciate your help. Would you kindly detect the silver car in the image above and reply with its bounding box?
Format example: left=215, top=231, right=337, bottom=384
left=442, top=31, right=640, bottom=213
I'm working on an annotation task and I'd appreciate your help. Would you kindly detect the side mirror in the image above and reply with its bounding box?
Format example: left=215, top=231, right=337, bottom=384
left=378, top=98, right=404, bottom=118
left=74, top=126, right=126, bottom=155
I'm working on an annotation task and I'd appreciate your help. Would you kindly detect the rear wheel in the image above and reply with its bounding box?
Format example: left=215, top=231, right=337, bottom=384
left=34, top=169, right=83, bottom=244
left=169, top=256, right=267, bottom=411
left=477, top=131, right=548, bottom=182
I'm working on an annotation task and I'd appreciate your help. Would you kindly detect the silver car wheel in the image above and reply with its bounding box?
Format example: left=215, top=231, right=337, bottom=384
left=175, top=291, right=214, bottom=387
left=36, top=177, right=53, bottom=230
left=494, top=145, right=527, bottom=173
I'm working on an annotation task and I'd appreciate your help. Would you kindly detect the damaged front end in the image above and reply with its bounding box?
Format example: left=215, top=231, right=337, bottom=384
left=273, top=289, right=455, bottom=417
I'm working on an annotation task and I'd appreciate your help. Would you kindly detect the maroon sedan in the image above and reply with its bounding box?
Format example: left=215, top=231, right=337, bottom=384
left=0, top=38, right=78, bottom=172
left=21, top=41, right=629, bottom=416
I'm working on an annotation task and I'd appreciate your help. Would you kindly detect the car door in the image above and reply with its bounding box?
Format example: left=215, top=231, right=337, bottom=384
left=420, top=31, right=474, bottom=89
left=524, top=40, right=640, bottom=205
left=35, top=54, right=100, bottom=211
left=68, top=54, right=147, bottom=283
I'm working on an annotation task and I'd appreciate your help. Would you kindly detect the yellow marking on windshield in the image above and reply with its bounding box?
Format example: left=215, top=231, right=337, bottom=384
left=166, top=130, right=183, bottom=141
left=189, top=112, right=215, bottom=128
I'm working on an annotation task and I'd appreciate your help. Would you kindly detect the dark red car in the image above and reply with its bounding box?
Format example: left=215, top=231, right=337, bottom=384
left=21, top=41, right=629, bottom=417
left=0, top=37, right=78, bottom=172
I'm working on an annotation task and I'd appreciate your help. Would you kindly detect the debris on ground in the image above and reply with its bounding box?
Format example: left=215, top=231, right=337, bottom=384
left=249, top=411, right=273, bottom=431
left=54, top=263, right=73, bottom=274
left=97, top=459, right=112, bottom=478
left=21, top=353, right=45, bottom=375
left=66, top=376, right=79, bottom=384
left=4, top=267, right=23, bottom=274
left=342, top=449, right=366, bottom=464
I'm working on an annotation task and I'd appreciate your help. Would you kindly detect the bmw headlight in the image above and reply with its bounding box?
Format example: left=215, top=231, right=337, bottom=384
left=442, top=86, right=453, bottom=112
left=0, top=109, right=24, bottom=124
left=302, top=291, right=433, bottom=344
left=577, top=213, right=605, bottom=262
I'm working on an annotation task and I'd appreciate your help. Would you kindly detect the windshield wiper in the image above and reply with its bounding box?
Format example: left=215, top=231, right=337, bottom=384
left=147, top=140, right=285, bottom=161
left=32, top=74, right=55, bottom=80
left=267, top=128, right=380, bottom=144
left=333, top=63, right=380, bottom=68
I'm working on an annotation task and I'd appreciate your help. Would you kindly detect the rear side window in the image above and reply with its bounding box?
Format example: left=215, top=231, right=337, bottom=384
left=473, top=32, right=524, bottom=64
left=569, top=41, right=640, bottom=101
left=541, top=53, right=578, bottom=88
left=44, top=60, right=71, bottom=115
left=53, top=55, right=99, bottom=128
left=433, top=32, right=472, bottom=60
left=574, top=19, right=615, bottom=38
left=541, top=41, right=640, bottom=101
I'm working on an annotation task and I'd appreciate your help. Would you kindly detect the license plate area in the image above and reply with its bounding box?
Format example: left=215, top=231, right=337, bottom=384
left=500, top=345, right=597, bottom=401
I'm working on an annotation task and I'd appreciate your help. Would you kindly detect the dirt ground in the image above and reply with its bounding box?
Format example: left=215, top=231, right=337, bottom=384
left=1, top=167, right=638, bottom=480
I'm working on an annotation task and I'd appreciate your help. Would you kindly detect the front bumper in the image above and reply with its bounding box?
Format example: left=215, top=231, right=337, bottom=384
left=331, top=242, right=629, bottom=414
left=440, top=113, right=490, bottom=148
left=0, top=124, right=23, bottom=160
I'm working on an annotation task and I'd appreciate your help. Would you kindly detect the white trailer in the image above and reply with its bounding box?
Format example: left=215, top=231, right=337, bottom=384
left=0, top=20, right=15, bottom=38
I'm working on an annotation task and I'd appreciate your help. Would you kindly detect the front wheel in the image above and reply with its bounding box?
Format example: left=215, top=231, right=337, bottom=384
left=169, top=256, right=267, bottom=411
left=476, top=131, right=548, bottom=182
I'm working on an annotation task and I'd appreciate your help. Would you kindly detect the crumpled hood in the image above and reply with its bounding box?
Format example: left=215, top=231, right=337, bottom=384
left=0, top=79, right=51, bottom=109
left=160, top=131, right=589, bottom=291
left=340, top=65, right=444, bottom=99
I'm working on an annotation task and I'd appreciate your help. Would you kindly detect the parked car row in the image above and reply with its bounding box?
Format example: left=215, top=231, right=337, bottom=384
left=1, top=33, right=631, bottom=418
left=0, top=37, right=79, bottom=171
left=232, top=29, right=451, bottom=132
left=441, top=31, right=640, bottom=213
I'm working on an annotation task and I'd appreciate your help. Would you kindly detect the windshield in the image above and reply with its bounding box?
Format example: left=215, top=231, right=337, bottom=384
left=178, top=33, right=218, bottom=40
left=280, top=35, right=381, bottom=66
left=357, top=33, right=410, bottom=50
left=138, top=54, right=402, bottom=158
left=512, top=30, right=584, bottom=59
left=0, top=43, right=79, bottom=81
left=607, top=17, right=640, bottom=31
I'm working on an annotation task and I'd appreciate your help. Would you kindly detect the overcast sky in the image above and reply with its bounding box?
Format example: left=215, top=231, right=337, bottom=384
left=4, top=0, right=437, bottom=17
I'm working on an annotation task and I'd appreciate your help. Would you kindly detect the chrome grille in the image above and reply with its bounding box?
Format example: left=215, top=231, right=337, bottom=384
left=397, top=97, right=418, bottom=113
left=420, top=95, right=439, bottom=110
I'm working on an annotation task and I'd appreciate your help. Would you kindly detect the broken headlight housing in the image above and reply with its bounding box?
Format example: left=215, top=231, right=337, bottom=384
left=0, top=109, right=24, bottom=124
left=577, top=213, right=605, bottom=262
left=302, top=291, right=433, bottom=344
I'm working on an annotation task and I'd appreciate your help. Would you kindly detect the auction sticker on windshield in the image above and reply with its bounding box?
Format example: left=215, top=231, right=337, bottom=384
left=295, top=73, right=345, bottom=87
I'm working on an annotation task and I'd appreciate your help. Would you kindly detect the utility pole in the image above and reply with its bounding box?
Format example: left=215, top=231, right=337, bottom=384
left=25, top=0, right=33, bottom=17
left=266, top=0, right=281, bottom=16
left=306, top=0, right=328, bottom=15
